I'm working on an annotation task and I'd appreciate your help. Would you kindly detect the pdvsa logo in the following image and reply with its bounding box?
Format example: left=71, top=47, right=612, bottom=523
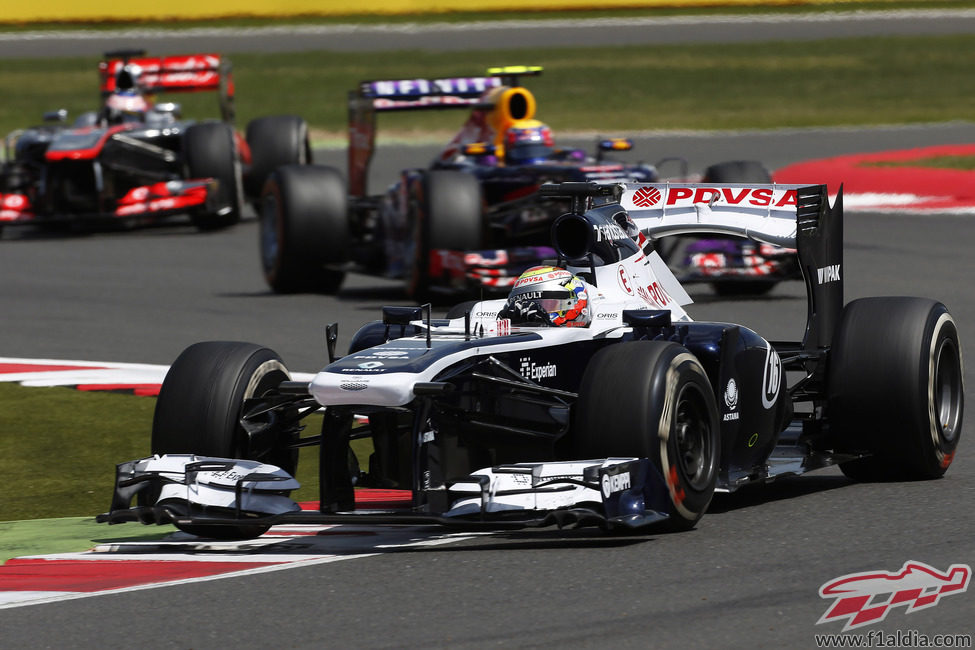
left=628, top=185, right=799, bottom=209
left=632, top=186, right=662, bottom=208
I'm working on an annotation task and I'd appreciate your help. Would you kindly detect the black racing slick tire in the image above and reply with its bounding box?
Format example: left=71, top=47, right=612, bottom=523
left=828, top=297, right=964, bottom=481
left=183, top=121, right=243, bottom=231
left=244, top=115, right=311, bottom=200
left=574, top=341, right=720, bottom=530
left=260, top=164, right=348, bottom=294
left=151, top=341, right=296, bottom=539
left=702, top=160, right=777, bottom=296
left=406, top=170, right=483, bottom=300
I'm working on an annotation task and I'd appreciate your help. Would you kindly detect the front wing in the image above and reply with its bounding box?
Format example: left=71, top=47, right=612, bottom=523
left=0, top=178, right=219, bottom=226
left=98, top=454, right=672, bottom=532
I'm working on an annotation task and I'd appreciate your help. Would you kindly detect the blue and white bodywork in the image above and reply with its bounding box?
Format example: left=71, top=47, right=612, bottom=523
left=99, top=181, right=964, bottom=540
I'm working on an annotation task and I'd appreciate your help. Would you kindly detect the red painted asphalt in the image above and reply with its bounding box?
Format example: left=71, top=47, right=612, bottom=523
left=0, top=363, right=105, bottom=374
left=0, top=491, right=415, bottom=603
left=0, top=558, right=280, bottom=592
left=774, top=143, right=975, bottom=212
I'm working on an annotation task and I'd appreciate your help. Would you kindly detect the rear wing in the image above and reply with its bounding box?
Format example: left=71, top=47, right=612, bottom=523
left=621, top=182, right=843, bottom=351
left=347, top=66, right=542, bottom=197
left=99, top=52, right=235, bottom=123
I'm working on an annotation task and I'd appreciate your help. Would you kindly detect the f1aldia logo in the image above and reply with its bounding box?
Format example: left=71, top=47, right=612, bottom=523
left=817, top=561, right=971, bottom=631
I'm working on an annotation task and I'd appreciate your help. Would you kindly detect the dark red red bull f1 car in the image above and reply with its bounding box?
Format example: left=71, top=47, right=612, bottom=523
left=258, top=66, right=658, bottom=298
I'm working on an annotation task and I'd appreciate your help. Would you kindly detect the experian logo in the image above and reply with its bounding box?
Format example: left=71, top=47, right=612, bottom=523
left=519, top=357, right=557, bottom=380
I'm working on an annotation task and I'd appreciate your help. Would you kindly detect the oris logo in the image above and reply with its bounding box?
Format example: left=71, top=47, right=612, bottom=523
left=632, top=186, right=661, bottom=208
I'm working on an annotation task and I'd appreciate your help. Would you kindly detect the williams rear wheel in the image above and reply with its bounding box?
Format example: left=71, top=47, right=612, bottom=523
left=829, top=297, right=964, bottom=481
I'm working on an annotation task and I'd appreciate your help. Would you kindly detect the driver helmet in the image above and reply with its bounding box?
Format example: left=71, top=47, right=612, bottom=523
left=502, top=265, right=591, bottom=327
left=103, top=90, right=149, bottom=125
left=504, top=119, right=554, bottom=165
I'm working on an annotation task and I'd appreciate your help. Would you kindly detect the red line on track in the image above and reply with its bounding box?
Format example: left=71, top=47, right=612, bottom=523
left=0, top=363, right=105, bottom=374
left=0, top=558, right=281, bottom=592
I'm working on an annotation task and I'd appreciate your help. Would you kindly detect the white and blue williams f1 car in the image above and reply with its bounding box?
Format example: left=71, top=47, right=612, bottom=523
left=99, top=181, right=964, bottom=539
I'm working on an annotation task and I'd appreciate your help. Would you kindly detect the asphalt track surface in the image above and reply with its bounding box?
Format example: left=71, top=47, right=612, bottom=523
left=2, top=123, right=974, bottom=649
left=2, top=17, right=975, bottom=650
left=3, top=8, right=975, bottom=58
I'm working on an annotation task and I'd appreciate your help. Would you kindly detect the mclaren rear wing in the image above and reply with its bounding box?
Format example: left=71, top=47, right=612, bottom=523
left=99, top=51, right=235, bottom=123
left=347, top=66, right=542, bottom=197
left=621, top=182, right=844, bottom=352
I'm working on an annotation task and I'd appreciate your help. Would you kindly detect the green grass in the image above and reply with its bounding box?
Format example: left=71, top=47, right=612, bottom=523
left=0, top=382, right=375, bottom=521
left=862, top=155, right=975, bottom=170
left=0, top=383, right=154, bottom=521
left=2, top=34, right=973, bottom=143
